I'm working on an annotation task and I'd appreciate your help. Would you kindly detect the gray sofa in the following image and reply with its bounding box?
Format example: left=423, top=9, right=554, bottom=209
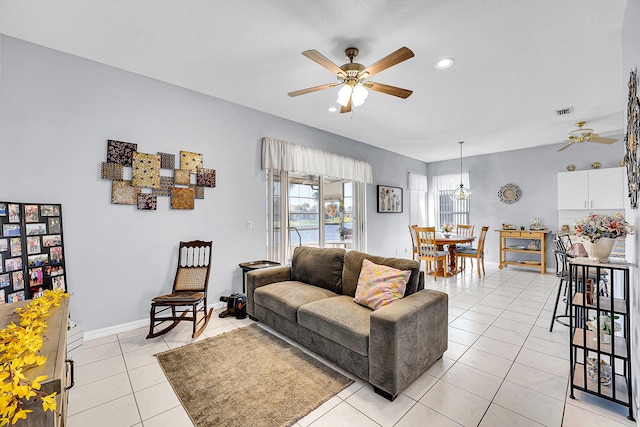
left=246, top=246, right=448, bottom=400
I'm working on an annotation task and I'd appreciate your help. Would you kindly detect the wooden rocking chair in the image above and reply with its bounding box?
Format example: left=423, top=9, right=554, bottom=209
left=146, top=240, right=213, bottom=339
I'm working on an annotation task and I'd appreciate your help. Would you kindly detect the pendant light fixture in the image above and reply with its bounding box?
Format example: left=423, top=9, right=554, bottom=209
left=452, top=141, right=472, bottom=200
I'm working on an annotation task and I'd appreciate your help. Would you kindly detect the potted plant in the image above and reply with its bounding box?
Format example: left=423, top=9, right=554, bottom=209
left=441, top=224, right=454, bottom=238
left=574, top=213, right=634, bottom=262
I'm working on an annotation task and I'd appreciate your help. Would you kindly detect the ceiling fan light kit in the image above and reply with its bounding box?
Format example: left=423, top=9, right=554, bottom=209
left=288, top=46, right=414, bottom=113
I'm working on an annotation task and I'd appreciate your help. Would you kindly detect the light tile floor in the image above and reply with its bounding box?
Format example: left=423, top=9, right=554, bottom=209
left=67, top=265, right=637, bottom=426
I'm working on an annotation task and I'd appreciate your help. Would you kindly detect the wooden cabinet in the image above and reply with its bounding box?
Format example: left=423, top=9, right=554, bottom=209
left=1, top=298, right=71, bottom=427
left=557, top=167, right=625, bottom=210
left=497, top=229, right=548, bottom=273
left=568, top=260, right=634, bottom=421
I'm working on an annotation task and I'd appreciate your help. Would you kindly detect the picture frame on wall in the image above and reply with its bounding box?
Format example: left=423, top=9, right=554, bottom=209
left=3, top=224, right=21, bottom=237
left=24, top=205, right=39, bottom=223
left=0, top=201, right=67, bottom=301
left=40, top=205, right=60, bottom=217
left=377, top=185, right=403, bottom=213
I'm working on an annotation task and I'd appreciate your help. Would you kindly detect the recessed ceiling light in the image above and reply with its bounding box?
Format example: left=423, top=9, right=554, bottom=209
left=435, top=58, right=454, bottom=69
left=327, top=106, right=338, bottom=113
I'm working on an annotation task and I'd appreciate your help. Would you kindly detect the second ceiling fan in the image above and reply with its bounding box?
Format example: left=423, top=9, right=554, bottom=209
left=288, top=46, right=414, bottom=113
left=557, top=121, right=617, bottom=151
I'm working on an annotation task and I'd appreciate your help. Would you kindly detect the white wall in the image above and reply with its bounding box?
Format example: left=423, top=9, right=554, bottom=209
left=0, top=35, right=426, bottom=331
left=622, top=0, right=640, bottom=416
left=428, top=141, right=625, bottom=268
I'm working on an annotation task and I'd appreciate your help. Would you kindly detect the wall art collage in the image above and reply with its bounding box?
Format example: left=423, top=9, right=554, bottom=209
left=0, top=202, right=67, bottom=303
left=101, top=139, right=216, bottom=211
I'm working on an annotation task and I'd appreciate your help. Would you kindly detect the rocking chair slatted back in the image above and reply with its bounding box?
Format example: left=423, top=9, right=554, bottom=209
left=174, top=241, right=212, bottom=292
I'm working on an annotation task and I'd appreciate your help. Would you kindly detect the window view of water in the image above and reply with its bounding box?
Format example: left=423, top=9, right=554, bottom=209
left=289, top=223, right=353, bottom=246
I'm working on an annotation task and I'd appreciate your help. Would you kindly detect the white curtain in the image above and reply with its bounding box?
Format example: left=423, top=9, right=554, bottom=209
left=262, top=137, right=373, bottom=183
left=408, top=172, right=428, bottom=225
left=428, top=173, right=470, bottom=225
left=407, top=172, right=428, bottom=192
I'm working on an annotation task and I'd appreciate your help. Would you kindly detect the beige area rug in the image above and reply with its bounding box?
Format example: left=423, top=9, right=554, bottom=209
left=156, top=323, right=354, bottom=427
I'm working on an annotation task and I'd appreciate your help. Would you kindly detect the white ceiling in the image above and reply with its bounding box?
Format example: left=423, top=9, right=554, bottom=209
left=0, top=0, right=629, bottom=162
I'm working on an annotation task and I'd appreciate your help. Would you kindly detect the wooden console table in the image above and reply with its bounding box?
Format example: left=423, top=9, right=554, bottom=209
left=0, top=298, right=71, bottom=427
left=497, top=229, right=549, bottom=274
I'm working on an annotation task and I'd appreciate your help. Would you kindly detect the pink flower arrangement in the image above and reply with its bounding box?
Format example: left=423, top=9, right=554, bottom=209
left=574, top=212, right=634, bottom=243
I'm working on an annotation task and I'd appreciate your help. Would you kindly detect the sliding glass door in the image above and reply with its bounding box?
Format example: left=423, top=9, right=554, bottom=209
left=267, top=171, right=364, bottom=264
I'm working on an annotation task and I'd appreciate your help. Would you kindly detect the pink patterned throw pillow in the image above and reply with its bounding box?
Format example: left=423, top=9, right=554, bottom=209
left=354, top=259, right=410, bottom=310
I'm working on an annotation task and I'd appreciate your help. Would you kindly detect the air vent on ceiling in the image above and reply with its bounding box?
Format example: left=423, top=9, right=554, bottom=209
left=555, top=107, right=574, bottom=116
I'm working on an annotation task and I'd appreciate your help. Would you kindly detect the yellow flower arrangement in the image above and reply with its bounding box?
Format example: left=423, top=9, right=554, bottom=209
left=0, top=289, right=69, bottom=425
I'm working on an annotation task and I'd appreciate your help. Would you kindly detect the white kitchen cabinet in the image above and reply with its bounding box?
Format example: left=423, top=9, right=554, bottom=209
left=557, top=167, right=625, bottom=210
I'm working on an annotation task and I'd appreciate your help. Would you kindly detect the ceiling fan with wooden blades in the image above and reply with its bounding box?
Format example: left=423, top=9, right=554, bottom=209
left=288, top=47, right=414, bottom=113
left=557, top=121, right=618, bottom=152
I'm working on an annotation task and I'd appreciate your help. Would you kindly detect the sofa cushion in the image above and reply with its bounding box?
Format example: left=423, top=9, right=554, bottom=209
left=342, top=251, right=421, bottom=297
left=291, top=246, right=345, bottom=294
left=254, top=281, right=338, bottom=323
left=354, top=259, right=410, bottom=310
left=298, top=295, right=371, bottom=356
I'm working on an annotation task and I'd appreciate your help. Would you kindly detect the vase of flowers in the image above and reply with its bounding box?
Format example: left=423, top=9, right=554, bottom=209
left=441, top=223, right=454, bottom=238
left=574, top=212, right=634, bottom=262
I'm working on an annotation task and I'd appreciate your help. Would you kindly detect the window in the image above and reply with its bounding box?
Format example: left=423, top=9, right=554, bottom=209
left=430, top=173, right=470, bottom=227
left=438, top=189, right=470, bottom=226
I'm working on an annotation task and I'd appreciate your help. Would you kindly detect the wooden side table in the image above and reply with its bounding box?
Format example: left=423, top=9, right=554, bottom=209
left=238, top=260, right=281, bottom=293
left=497, top=229, right=549, bottom=273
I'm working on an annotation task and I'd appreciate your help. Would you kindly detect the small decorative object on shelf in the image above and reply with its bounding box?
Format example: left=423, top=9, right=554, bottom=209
left=586, top=279, right=594, bottom=305
left=586, top=357, right=612, bottom=386
left=530, top=217, right=544, bottom=230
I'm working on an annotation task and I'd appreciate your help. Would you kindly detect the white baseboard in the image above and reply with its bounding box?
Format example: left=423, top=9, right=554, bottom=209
left=84, top=318, right=148, bottom=341
left=84, top=301, right=226, bottom=341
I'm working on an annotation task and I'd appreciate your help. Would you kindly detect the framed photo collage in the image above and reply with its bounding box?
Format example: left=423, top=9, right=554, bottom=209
left=0, top=202, right=67, bottom=303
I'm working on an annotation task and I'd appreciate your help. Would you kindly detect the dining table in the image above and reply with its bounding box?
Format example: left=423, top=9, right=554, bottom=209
left=433, top=233, right=475, bottom=277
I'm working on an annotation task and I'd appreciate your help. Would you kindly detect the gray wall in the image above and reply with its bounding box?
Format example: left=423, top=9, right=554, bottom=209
left=622, top=0, right=640, bottom=413
left=0, top=35, right=426, bottom=332
left=427, top=141, right=625, bottom=269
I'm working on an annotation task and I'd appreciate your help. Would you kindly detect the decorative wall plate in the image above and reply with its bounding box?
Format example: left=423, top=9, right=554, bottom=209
left=498, top=183, right=522, bottom=204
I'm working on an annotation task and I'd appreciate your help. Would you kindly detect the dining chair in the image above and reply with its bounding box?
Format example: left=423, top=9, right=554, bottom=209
left=456, top=224, right=475, bottom=269
left=147, top=240, right=213, bottom=339
left=549, top=237, right=572, bottom=332
left=549, top=237, right=606, bottom=332
left=408, top=224, right=419, bottom=261
left=454, top=226, right=488, bottom=278
left=414, top=226, right=448, bottom=280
